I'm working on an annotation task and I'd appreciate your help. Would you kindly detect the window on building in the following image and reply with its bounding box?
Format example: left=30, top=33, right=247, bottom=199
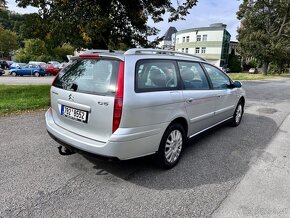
left=186, top=36, right=189, bottom=42
left=195, top=47, right=200, bottom=54
left=182, top=48, right=185, bottom=53
left=185, top=48, right=189, bottom=53
left=201, top=47, right=206, bottom=54
left=202, top=35, right=207, bottom=41
left=182, top=37, right=185, bottom=42
left=196, top=35, right=201, bottom=41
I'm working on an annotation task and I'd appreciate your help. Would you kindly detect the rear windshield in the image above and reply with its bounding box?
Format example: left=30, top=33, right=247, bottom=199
left=53, top=59, right=119, bottom=95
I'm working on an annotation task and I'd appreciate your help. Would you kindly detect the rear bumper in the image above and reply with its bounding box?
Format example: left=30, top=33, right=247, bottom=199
left=45, top=108, right=165, bottom=160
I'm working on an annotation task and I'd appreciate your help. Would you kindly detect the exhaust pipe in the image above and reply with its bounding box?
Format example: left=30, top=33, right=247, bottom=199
left=58, top=146, right=75, bottom=155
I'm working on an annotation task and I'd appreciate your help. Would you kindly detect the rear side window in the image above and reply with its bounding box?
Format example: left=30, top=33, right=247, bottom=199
left=178, top=61, right=210, bottom=90
left=53, top=59, right=119, bottom=95
left=135, top=60, right=180, bottom=92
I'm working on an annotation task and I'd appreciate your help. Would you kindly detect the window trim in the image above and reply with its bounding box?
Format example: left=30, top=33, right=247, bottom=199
left=134, top=59, right=182, bottom=93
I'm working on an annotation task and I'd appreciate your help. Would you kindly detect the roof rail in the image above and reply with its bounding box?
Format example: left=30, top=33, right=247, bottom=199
left=124, top=48, right=207, bottom=61
left=82, top=49, right=125, bottom=54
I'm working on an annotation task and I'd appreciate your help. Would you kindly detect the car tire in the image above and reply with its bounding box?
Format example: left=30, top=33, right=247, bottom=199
left=11, top=72, right=17, bottom=77
left=229, top=101, right=244, bottom=127
left=157, top=123, right=185, bottom=169
left=34, top=72, right=40, bottom=77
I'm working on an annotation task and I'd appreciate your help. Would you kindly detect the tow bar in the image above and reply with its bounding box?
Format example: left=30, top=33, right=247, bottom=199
left=58, top=146, right=76, bottom=155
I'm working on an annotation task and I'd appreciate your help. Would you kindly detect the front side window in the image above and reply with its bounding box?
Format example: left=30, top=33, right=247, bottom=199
left=196, top=35, right=201, bottom=41
left=178, top=62, right=210, bottom=90
left=203, top=64, right=231, bottom=89
left=182, top=37, right=185, bottom=42
left=182, top=48, right=185, bottom=53
left=195, top=47, right=200, bottom=54
left=135, top=60, right=179, bottom=92
left=201, top=47, right=206, bottom=54
left=53, top=59, right=119, bottom=95
left=202, top=35, right=207, bottom=41
left=186, top=36, right=190, bottom=42
left=185, top=48, right=189, bottom=53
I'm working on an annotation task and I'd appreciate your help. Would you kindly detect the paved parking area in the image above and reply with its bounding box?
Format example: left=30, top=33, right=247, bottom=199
left=0, top=73, right=53, bottom=85
left=1, top=78, right=290, bottom=217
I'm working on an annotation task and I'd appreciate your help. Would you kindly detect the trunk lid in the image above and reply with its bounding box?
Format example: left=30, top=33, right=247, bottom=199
left=50, top=57, right=121, bottom=142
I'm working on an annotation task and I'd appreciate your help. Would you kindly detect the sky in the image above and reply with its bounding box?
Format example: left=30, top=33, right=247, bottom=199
left=7, top=0, right=241, bottom=41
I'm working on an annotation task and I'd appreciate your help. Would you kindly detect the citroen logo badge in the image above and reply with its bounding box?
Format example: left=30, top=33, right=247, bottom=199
left=68, top=93, right=74, bottom=101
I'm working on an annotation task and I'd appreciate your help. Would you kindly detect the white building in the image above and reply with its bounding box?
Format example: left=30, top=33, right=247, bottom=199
left=158, top=27, right=177, bottom=50
left=175, top=23, right=231, bottom=67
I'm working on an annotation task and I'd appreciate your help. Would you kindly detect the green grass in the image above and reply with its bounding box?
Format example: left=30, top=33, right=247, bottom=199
left=0, top=85, right=50, bottom=115
left=228, top=73, right=289, bottom=81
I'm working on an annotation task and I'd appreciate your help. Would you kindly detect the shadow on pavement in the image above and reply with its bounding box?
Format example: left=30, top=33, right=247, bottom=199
left=82, top=113, right=278, bottom=190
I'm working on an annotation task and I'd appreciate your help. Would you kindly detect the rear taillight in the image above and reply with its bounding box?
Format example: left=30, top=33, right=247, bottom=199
left=112, top=61, right=124, bottom=133
left=50, top=73, right=59, bottom=107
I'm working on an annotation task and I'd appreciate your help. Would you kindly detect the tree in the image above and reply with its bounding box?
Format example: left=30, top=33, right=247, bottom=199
left=228, top=52, right=242, bottom=73
left=237, top=0, right=290, bottom=75
left=15, top=38, right=50, bottom=62
left=0, top=0, right=7, bottom=10
left=53, top=43, right=74, bottom=61
left=0, top=26, right=18, bottom=57
left=15, top=0, right=198, bottom=49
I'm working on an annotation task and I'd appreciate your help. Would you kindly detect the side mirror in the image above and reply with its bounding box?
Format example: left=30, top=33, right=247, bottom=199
left=233, top=81, right=242, bottom=88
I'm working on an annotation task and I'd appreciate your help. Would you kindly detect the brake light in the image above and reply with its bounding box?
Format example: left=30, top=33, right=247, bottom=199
left=79, top=54, right=100, bottom=59
left=112, top=61, right=124, bottom=133
left=50, top=72, right=59, bottom=107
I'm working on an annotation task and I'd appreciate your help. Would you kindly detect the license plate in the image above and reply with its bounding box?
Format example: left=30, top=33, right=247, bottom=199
left=61, top=105, right=88, bottom=123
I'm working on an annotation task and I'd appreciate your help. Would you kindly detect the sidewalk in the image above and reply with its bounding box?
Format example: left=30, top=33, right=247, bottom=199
left=213, top=113, right=290, bottom=218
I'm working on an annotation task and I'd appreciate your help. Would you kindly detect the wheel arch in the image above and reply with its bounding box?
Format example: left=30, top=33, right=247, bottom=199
left=168, top=117, right=189, bottom=138
left=239, top=96, right=245, bottom=107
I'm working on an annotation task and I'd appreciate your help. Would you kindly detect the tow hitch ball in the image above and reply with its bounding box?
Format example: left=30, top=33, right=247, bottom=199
left=58, top=146, right=75, bottom=155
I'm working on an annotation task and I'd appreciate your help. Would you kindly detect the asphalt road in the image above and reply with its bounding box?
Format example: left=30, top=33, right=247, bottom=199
left=1, top=78, right=290, bottom=217
left=0, top=74, right=54, bottom=85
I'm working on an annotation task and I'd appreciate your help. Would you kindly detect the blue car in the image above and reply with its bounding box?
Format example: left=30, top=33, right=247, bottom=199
left=10, top=64, right=46, bottom=77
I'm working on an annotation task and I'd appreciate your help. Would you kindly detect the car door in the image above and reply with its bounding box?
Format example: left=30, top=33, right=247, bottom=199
left=202, top=64, right=238, bottom=123
left=178, top=61, right=217, bottom=136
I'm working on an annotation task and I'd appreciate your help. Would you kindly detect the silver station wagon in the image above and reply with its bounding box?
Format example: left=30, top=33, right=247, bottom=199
left=45, top=49, right=245, bottom=168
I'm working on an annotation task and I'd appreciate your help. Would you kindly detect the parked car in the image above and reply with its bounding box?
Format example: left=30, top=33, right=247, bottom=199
left=59, top=62, right=70, bottom=69
left=48, top=61, right=61, bottom=65
left=45, top=63, right=61, bottom=76
left=46, top=49, right=245, bottom=168
left=0, top=68, right=4, bottom=76
left=28, top=61, right=46, bottom=67
left=9, top=62, right=27, bottom=70
left=10, top=64, right=46, bottom=77
left=249, top=68, right=258, bottom=74
left=0, top=60, right=9, bottom=69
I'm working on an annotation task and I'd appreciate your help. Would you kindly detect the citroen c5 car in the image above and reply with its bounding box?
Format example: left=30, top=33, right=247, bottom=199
left=45, top=48, right=245, bottom=168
